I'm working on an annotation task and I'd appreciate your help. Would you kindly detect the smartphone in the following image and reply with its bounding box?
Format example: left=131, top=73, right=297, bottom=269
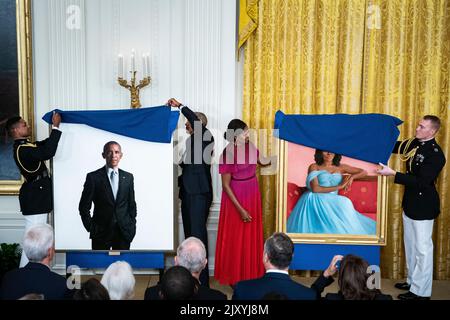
left=335, top=260, right=341, bottom=270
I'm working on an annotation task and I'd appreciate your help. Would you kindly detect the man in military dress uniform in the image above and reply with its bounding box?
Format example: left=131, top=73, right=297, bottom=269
left=5, top=112, right=62, bottom=267
left=378, top=115, right=446, bottom=300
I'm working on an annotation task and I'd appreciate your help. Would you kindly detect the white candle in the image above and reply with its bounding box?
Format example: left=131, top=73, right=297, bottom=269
left=142, top=54, right=147, bottom=77
left=131, top=49, right=136, bottom=72
left=146, top=54, right=151, bottom=77
left=118, top=54, right=123, bottom=78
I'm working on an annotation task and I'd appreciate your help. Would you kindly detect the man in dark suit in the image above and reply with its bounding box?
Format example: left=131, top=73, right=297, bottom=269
left=145, top=237, right=227, bottom=300
left=378, top=115, right=446, bottom=300
left=5, top=113, right=62, bottom=267
left=167, top=98, right=214, bottom=287
left=0, top=224, right=71, bottom=300
left=232, top=232, right=332, bottom=300
left=79, top=141, right=137, bottom=250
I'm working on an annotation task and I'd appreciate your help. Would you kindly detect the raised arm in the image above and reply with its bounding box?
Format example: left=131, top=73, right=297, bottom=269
left=20, top=129, right=62, bottom=162
left=167, top=98, right=208, bottom=135
left=35, top=112, right=61, bottom=147
left=180, top=106, right=200, bottom=127
left=311, top=255, right=343, bottom=298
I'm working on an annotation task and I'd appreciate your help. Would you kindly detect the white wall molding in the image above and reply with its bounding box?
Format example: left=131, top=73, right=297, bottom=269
left=0, top=212, right=24, bottom=244
left=0, top=213, right=25, bottom=228
left=47, top=0, right=87, bottom=111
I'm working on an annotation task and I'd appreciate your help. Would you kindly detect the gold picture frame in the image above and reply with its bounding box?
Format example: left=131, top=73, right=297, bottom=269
left=0, top=0, right=34, bottom=195
left=276, top=141, right=388, bottom=245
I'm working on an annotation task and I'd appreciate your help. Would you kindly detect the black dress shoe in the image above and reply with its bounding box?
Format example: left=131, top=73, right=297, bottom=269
left=398, top=291, right=430, bottom=300
left=394, top=282, right=411, bottom=290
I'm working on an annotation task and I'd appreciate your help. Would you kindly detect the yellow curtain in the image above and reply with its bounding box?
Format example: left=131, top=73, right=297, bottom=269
left=238, top=0, right=260, bottom=50
left=242, top=0, right=450, bottom=279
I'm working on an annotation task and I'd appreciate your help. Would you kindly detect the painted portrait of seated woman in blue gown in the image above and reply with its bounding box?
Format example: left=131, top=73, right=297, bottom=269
left=287, top=153, right=376, bottom=235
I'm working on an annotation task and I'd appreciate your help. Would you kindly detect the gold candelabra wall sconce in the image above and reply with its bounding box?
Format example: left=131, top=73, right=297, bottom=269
left=117, top=50, right=151, bottom=109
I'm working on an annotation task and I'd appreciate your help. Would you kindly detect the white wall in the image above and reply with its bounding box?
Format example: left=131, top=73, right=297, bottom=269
left=0, top=0, right=243, bottom=274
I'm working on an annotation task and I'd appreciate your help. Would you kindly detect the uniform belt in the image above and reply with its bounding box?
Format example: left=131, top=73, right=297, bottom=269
left=231, top=175, right=256, bottom=181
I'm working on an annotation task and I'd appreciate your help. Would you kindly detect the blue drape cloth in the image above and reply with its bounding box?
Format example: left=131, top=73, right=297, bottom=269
left=42, top=106, right=180, bottom=143
left=274, top=111, right=403, bottom=164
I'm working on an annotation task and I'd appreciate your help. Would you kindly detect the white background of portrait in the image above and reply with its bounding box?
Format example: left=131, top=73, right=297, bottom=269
left=53, top=123, right=174, bottom=251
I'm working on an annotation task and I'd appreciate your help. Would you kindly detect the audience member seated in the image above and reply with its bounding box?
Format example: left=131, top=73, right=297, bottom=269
left=73, top=278, right=110, bottom=300
left=317, top=254, right=393, bottom=300
left=159, top=266, right=196, bottom=300
left=145, top=237, right=226, bottom=300
left=0, top=224, right=71, bottom=300
left=232, top=232, right=333, bottom=300
left=101, top=261, right=135, bottom=300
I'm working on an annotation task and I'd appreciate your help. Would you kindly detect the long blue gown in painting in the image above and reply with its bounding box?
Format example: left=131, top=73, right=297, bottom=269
left=286, top=170, right=376, bottom=235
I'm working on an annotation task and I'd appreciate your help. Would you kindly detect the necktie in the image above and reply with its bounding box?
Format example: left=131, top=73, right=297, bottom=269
left=110, top=170, right=118, bottom=200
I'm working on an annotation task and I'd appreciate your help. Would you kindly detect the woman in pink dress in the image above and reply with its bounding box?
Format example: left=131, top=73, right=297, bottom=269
left=214, top=119, right=266, bottom=285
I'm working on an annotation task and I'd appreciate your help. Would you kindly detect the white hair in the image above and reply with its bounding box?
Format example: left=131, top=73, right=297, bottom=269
left=101, top=261, right=135, bottom=300
left=22, top=224, right=54, bottom=262
left=176, top=237, right=206, bottom=273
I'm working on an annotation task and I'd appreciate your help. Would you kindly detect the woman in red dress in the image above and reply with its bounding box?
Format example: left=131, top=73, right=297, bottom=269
left=214, top=119, right=266, bottom=285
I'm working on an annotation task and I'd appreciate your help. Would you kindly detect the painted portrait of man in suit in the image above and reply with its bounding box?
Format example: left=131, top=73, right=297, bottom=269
left=78, top=141, right=137, bottom=250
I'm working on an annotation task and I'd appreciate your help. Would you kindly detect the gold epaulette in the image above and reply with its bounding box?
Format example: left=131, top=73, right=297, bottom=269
left=16, top=143, right=41, bottom=173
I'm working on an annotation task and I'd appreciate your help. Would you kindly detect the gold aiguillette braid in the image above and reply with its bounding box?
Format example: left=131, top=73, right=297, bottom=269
left=398, top=138, right=418, bottom=172
left=16, top=143, right=41, bottom=173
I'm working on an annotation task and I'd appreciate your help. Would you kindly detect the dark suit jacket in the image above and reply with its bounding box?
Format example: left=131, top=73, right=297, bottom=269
left=79, top=166, right=137, bottom=243
left=144, top=278, right=227, bottom=300
left=0, top=262, right=70, bottom=300
left=13, top=129, right=62, bottom=215
left=232, top=272, right=333, bottom=300
left=179, top=106, right=214, bottom=196
left=392, top=139, right=446, bottom=220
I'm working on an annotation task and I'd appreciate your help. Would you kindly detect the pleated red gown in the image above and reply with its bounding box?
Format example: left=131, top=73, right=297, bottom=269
left=214, top=142, right=265, bottom=285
